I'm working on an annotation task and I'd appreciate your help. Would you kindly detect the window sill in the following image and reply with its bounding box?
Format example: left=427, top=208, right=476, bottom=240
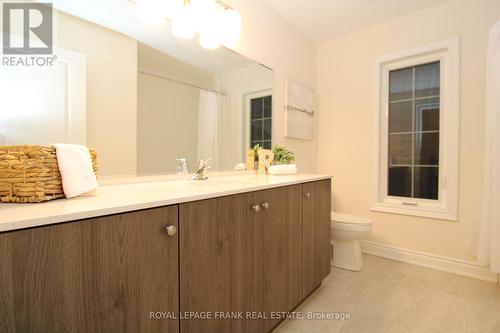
left=371, top=202, right=457, bottom=221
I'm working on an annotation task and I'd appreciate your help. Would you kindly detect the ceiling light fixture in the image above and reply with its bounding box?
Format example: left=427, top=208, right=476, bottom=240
left=219, top=8, right=241, bottom=45
left=133, top=0, right=241, bottom=50
left=171, top=5, right=196, bottom=38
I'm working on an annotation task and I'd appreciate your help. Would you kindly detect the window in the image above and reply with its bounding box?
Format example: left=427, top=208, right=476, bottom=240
left=372, top=39, right=459, bottom=220
left=250, top=95, right=272, bottom=149
left=388, top=61, right=440, bottom=200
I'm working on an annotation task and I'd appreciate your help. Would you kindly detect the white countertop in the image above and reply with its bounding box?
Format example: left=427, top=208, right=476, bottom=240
left=0, top=173, right=331, bottom=233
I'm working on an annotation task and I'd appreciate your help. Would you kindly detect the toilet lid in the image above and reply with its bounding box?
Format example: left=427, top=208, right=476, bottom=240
left=331, top=212, right=372, bottom=225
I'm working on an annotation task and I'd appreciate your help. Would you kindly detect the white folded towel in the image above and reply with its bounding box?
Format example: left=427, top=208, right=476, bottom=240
left=53, top=144, right=98, bottom=198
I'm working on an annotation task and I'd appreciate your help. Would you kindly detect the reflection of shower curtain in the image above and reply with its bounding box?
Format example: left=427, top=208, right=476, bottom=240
left=197, top=90, right=221, bottom=169
left=472, top=21, right=500, bottom=273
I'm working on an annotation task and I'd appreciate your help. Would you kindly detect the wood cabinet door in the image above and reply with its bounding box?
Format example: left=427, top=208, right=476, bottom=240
left=302, top=179, right=331, bottom=296
left=258, top=185, right=303, bottom=333
left=179, top=192, right=260, bottom=333
left=0, top=206, right=179, bottom=333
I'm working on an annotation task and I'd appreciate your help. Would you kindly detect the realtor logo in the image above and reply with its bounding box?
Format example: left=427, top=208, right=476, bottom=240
left=2, top=2, right=53, bottom=55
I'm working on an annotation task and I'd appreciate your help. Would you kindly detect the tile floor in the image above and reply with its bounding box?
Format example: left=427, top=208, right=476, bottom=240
left=276, top=254, right=500, bottom=333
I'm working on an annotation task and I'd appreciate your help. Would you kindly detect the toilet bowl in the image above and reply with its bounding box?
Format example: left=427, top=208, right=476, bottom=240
left=330, top=212, right=372, bottom=271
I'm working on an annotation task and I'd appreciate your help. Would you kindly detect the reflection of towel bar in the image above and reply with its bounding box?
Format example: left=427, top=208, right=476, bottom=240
left=286, top=105, right=315, bottom=117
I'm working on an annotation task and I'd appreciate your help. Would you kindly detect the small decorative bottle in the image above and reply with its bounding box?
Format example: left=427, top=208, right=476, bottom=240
left=246, top=149, right=255, bottom=171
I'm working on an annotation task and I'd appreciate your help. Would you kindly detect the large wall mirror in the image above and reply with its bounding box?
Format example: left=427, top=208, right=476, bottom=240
left=0, top=2, right=273, bottom=177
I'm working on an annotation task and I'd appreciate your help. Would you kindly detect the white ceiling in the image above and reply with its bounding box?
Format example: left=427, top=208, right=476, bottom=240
left=262, top=0, right=452, bottom=42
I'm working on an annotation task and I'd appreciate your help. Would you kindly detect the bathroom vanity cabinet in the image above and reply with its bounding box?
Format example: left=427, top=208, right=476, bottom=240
left=0, top=206, right=180, bottom=333
left=0, top=179, right=331, bottom=333
left=180, top=185, right=304, bottom=333
left=302, top=180, right=331, bottom=296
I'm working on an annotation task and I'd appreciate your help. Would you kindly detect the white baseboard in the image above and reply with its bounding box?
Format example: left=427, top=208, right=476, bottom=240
left=360, top=240, right=499, bottom=283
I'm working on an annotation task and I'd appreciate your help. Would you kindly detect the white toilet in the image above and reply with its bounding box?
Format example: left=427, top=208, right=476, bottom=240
left=330, top=212, right=373, bottom=271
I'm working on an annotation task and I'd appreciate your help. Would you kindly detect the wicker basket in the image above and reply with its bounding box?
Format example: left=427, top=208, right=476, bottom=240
left=0, top=145, right=98, bottom=203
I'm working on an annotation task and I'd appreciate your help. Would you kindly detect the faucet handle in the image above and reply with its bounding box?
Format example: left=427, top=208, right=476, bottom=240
left=176, top=158, right=189, bottom=174
left=189, top=159, right=210, bottom=180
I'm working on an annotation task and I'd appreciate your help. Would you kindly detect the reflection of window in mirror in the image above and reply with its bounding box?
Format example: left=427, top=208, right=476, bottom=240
left=249, top=94, right=273, bottom=150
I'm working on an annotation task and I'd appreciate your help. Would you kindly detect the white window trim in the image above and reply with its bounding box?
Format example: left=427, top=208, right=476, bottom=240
left=371, top=38, right=460, bottom=221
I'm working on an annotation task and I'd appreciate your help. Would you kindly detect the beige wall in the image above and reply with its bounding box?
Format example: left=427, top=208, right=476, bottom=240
left=222, top=64, right=274, bottom=170
left=55, top=11, right=138, bottom=177
left=137, top=43, right=216, bottom=175
left=227, top=0, right=317, bottom=172
left=137, top=72, right=199, bottom=174
left=316, top=0, right=500, bottom=261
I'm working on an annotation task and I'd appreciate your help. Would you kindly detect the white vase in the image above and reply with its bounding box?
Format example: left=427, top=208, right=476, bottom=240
left=269, top=164, right=298, bottom=175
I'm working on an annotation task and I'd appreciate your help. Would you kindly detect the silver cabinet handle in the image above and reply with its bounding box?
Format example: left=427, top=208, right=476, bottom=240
left=164, top=225, right=177, bottom=237
left=261, top=202, right=270, bottom=210
left=304, top=192, right=311, bottom=199
left=252, top=204, right=261, bottom=213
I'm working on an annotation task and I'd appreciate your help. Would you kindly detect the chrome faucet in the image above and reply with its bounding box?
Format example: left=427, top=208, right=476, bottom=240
left=190, top=159, right=210, bottom=180
left=176, top=158, right=189, bottom=175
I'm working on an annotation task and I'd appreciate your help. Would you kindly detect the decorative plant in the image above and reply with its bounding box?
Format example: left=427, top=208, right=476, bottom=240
left=272, top=144, right=295, bottom=165
left=253, top=144, right=263, bottom=162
